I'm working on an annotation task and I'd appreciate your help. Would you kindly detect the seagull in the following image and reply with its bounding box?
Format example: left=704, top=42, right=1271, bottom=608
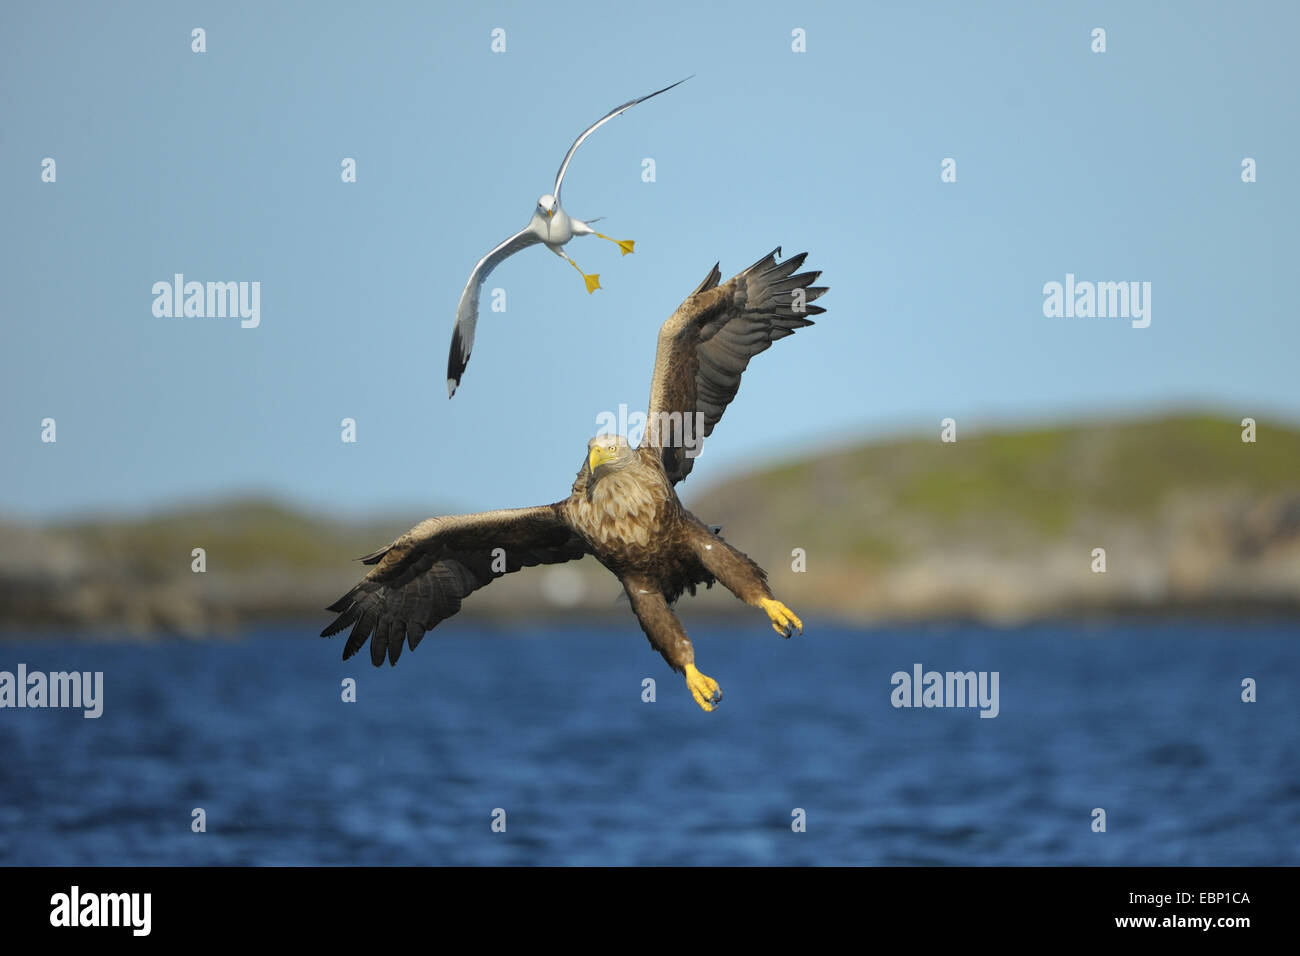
left=446, top=76, right=691, bottom=397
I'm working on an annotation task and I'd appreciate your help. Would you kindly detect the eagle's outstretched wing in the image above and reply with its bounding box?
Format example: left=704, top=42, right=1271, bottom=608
left=321, top=504, right=586, bottom=665
left=447, top=228, right=543, bottom=397
left=644, top=248, right=827, bottom=484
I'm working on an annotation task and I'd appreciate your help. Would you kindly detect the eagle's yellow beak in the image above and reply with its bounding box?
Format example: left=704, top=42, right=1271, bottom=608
left=589, top=446, right=617, bottom=472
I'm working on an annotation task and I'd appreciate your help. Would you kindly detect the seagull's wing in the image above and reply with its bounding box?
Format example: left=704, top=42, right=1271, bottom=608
left=321, top=505, right=588, bottom=666
left=552, top=76, right=691, bottom=203
left=447, top=227, right=543, bottom=397
left=645, top=249, right=827, bottom=485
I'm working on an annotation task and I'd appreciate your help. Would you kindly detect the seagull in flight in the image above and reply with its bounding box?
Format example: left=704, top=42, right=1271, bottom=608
left=446, top=76, right=691, bottom=397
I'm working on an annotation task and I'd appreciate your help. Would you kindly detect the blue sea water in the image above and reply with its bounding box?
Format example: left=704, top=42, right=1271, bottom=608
left=0, top=620, right=1296, bottom=866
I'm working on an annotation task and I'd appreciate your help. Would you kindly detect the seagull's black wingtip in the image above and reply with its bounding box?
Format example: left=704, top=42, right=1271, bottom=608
left=644, top=75, right=694, bottom=102
left=446, top=326, right=469, bottom=398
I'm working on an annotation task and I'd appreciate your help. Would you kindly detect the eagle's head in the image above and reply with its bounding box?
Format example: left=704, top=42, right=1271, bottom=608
left=586, top=433, right=634, bottom=480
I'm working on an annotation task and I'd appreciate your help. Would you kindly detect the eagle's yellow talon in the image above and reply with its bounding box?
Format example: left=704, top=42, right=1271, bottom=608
left=761, top=598, right=803, bottom=638
left=684, top=663, right=722, bottom=712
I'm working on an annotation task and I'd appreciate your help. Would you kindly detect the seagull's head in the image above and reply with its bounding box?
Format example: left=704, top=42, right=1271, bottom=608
left=537, top=194, right=558, bottom=219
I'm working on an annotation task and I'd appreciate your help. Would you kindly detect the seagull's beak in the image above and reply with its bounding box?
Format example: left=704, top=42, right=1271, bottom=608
left=545, top=208, right=553, bottom=219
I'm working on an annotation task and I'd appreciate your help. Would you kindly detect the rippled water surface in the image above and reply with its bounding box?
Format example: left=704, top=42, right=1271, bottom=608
left=2, top=620, right=1297, bottom=865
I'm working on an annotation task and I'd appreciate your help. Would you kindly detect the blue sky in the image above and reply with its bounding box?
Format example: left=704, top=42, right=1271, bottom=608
left=2, top=1, right=1296, bottom=520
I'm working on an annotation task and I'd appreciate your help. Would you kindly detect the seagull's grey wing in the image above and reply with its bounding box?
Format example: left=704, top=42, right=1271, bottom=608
left=552, top=76, right=691, bottom=203
left=447, top=228, right=542, bottom=397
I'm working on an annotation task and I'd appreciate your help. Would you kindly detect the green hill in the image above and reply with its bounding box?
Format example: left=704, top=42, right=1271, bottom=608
left=2, top=414, right=1297, bottom=634
left=683, top=414, right=1300, bottom=620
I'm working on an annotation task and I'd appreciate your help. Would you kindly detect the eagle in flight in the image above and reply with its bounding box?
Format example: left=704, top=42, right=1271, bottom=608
left=323, top=249, right=827, bottom=711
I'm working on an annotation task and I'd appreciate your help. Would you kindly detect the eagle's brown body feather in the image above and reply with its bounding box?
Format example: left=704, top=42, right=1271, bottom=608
left=561, top=445, right=773, bottom=674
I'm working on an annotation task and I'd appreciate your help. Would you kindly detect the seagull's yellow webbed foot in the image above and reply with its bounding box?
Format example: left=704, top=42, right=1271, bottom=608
left=594, top=232, right=635, bottom=256
left=564, top=257, right=601, bottom=293
left=684, top=663, right=722, bottom=712
left=760, top=598, right=803, bottom=639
